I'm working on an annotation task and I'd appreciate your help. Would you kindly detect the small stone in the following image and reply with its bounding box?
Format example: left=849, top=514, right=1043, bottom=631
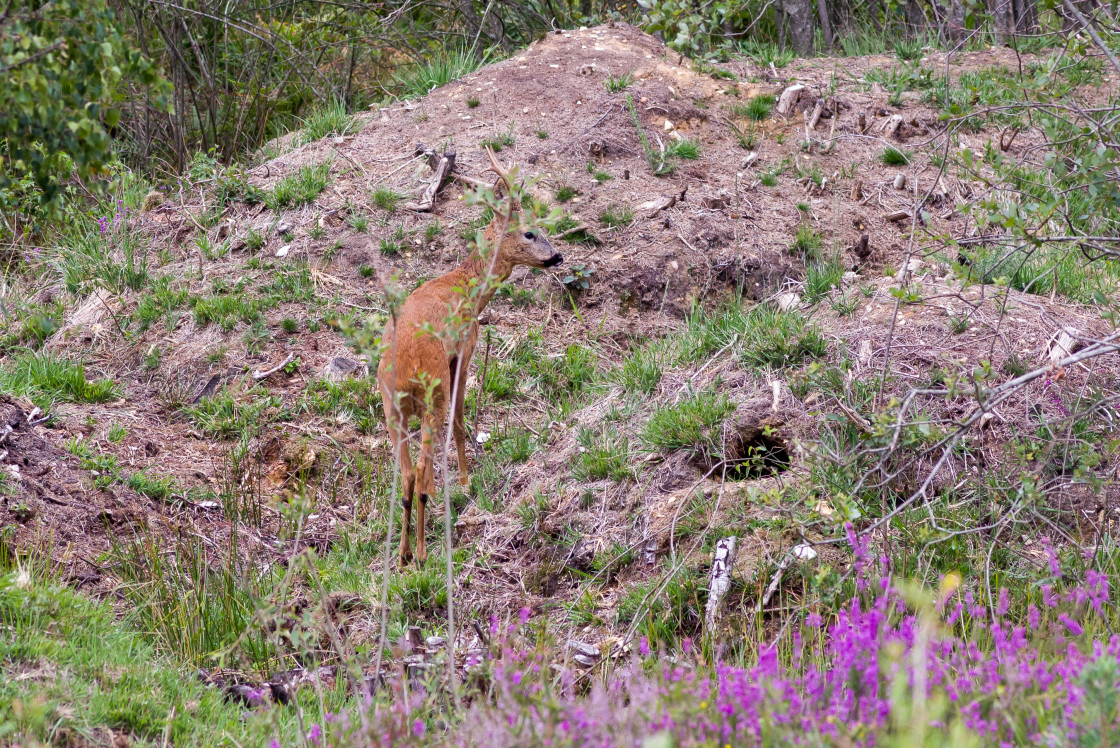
left=791, top=544, right=818, bottom=561
left=320, top=357, right=363, bottom=382
left=275, top=245, right=290, bottom=257
left=777, top=292, right=801, bottom=311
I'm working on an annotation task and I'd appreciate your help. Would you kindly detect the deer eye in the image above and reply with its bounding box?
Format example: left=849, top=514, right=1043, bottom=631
left=524, top=231, right=535, bottom=240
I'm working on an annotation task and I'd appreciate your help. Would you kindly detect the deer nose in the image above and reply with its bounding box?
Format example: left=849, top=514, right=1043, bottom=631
left=543, top=253, right=563, bottom=267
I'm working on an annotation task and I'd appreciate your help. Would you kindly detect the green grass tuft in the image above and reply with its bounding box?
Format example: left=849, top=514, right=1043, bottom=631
left=605, top=73, right=634, bottom=93
left=792, top=223, right=824, bottom=261
left=681, top=303, right=828, bottom=370
left=880, top=147, right=912, bottom=166
left=394, top=46, right=484, bottom=98
left=265, top=162, right=331, bottom=211
left=733, top=95, right=775, bottom=121
left=574, top=427, right=634, bottom=482
left=0, top=352, right=118, bottom=408
left=666, top=138, right=701, bottom=160
left=615, top=339, right=672, bottom=394
left=372, top=185, right=408, bottom=213
left=804, top=252, right=846, bottom=304
left=599, top=205, right=633, bottom=228
left=299, top=98, right=359, bottom=144
left=643, top=390, right=736, bottom=457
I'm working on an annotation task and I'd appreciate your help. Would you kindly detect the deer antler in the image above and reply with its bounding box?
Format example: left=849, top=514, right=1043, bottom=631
left=482, top=146, right=521, bottom=214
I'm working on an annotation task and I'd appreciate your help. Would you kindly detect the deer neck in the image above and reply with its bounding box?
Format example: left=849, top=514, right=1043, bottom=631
left=451, top=249, right=513, bottom=314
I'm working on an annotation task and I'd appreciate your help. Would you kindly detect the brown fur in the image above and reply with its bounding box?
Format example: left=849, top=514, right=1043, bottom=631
left=377, top=149, right=563, bottom=565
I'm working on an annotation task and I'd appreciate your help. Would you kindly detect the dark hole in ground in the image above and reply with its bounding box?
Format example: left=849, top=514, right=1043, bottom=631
left=722, top=433, right=791, bottom=480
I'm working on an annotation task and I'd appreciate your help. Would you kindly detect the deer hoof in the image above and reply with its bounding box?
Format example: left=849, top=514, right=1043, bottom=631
left=458, top=474, right=469, bottom=487
left=415, top=548, right=428, bottom=564
left=398, top=547, right=413, bottom=567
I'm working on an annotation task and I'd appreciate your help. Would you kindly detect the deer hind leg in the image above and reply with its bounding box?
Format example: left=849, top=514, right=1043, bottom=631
left=385, top=395, right=416, bottom=567
left=414, top=408, right=441, bottom=565
left=451, top=354, right=470, bottom=486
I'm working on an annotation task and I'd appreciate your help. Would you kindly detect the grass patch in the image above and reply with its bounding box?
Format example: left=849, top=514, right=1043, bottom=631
left=127, top=471, right=179, bottom=502
left=627, top=93, right=675, bottom=176
left=574, top=427, right=634, bottom=482
left=134, top=275, right=190, bottom=332
left=301, top=376, right=381, bottom=434
left=732, top=94, right=775, bottom=121
left=615, top=339, right=672, bottom=395
left=681, top=303, right=828, bottom=370
left=394, top=46, right=485, bottom=98
left=299, top=98, right=359, bottom=144
left=738, top=39, right=795, bottom=68
left=792, top=223, right=824, bottom=261
left=372, top=185, right=408, bottom=213
left=605, top=73, right=634, bottom=93
left=183, top=390, right=283, bottom=441
left=479, top=123, right=516, bottom=152
left=265, top=162, right=331, bottom=211
left=643, top=390, right=735, bottom=457
left=0, top=572, right=289, bottom=745
left=348, top=213, right=369, bottom=232
left=804, top=252, right=845, bottom=304
left=192, top=293, right=260, bottom=332
left=666, top=138, right=701, bottom=160
left=389, top=560, right=447, bottom=614
left=599, top=205, right=633, bottom=228
left=0, top=352, right=118, bottom=408
left=880, top=146, right=912, bottom=166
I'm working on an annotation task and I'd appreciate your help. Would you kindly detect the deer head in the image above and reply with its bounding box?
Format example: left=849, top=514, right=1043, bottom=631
left=482, top=147, right=563, bottom=269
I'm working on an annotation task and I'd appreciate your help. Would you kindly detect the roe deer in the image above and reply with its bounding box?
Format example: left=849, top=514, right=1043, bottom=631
left=377, top=148, right=562, bottom=565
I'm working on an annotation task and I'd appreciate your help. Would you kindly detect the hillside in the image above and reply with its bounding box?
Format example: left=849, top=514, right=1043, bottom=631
left=3, top=21, right=1120, bottom=746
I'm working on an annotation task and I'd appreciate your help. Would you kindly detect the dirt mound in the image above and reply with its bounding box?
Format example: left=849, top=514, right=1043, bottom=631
left=12, top=23, right=1116, bottom=654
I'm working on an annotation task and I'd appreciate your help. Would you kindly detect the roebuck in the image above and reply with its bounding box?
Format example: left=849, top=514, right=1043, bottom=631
left=378, top=148, right=562, bottom=565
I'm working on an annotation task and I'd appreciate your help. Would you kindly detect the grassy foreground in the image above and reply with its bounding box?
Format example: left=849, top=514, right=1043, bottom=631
left=4, top=541, right=1120, bottom=747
